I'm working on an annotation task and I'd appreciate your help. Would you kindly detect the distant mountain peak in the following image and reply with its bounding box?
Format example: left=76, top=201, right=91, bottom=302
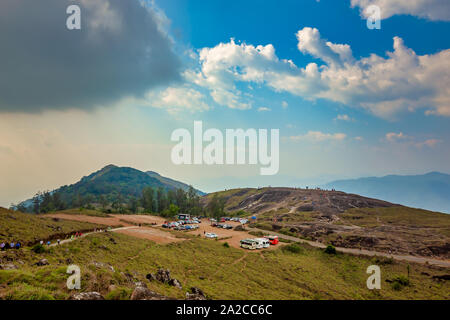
left=324, top=172, right=450, bottom=213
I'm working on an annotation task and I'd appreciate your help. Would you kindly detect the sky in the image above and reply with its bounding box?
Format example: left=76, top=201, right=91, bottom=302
left=0, top=0, right=449, bottom=207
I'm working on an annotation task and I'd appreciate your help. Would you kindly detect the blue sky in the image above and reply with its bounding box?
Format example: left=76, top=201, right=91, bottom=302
left=0, top=0, right=449, bottom=205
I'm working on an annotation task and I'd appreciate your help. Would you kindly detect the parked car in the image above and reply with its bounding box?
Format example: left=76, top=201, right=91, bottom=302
left=239, top=219, right=248, bottom=224
left=205, top=233, right=218, bottom=239
left=162, top=223, right=169, bottom=228
left=264, top=235, right=279, bottom=245
left=222, top=224, right=233, bottom=229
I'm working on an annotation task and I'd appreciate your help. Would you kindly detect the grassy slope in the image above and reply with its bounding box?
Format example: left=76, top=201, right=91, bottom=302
left=0, top=208, right=103, bottom=244
left=0, top=232, right=448, bottom=300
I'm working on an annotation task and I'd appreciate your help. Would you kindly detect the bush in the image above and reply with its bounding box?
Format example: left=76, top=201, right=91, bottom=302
left=105, top=287, right=132, bottom=300
left=223, top=242, right=230, bottom=248
left=324, top=245, right=336, bottom=255
left=282, top=244, right=303, bottom=254
left=389, top=275, right=410, bottom=290
left=31, top=243, right=45, bottom=254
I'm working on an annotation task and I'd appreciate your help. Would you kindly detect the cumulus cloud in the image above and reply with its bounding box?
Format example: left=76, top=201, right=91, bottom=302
left=290, top=131, right=347, bottom=142
left=335, top=114, right=353, bottom=121
left=258, top=107, right=271, bottom=112
left=0, top=0, right=180, bottom=112
left=385, top=132, right=409, bottom=142
left=350, top=0, right=450, bottom=21
left=186, top=27, right=450, bottom=118
left=415, top=139, right=442, bottom=148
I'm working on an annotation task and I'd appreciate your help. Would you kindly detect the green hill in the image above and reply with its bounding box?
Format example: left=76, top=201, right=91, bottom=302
left=18, top=165, right=204, bottom=212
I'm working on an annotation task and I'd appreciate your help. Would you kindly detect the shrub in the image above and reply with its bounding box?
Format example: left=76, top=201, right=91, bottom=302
left=282, top=244, right=303, bottom=254
left=223, top=242, right=230, bottom=248
left=105, top=287, right=132, bottom=300
left=390, top=275, right=410, bottom=290
left=31, top=243, right=45, bottom=254
left=324, top=245, right=336, bottom=255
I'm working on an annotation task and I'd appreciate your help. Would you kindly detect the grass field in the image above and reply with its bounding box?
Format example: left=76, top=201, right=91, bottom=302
left=0, top=208, right=103, bottom=244
left=0, top=231, right=448, bottom=300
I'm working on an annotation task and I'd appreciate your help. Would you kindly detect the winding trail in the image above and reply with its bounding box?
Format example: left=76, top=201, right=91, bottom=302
left=249, top=227, right=450, bottom=268
left=49, top=226, right=136, bottom=247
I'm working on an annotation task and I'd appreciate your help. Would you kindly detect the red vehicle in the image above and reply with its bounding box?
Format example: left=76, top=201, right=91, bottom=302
left=264, top=235, right=279, bottom=245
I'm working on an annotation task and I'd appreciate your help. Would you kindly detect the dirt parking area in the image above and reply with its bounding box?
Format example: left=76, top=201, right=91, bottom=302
left=186, top=221, right=283, bottom=250
left=43, top=214, right=282, bottom=250
left=114, top=226, right=184, bottom=244
left=44, top=213, right=166, bottom=227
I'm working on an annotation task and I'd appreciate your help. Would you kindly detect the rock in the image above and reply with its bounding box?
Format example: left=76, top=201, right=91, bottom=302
left=432, top=274, right=450, bottom=281
left=169, top=278, right=182, bottom=289
left=130, top=282, right=171, bottom=300
left=146, top=273, right=156, bottom=281
left=155, top=268, right=172, bottom=283
left=108, top=285, right=117, bottom=292
left=34, top=259, right=49, bottom=266
left=186, top=287, right=207, bottom=300
left=70, top=292, right=104, bottom=300
left=0, top=263, right=18, bottom=270
left=92, top=261, right=115, bottom=272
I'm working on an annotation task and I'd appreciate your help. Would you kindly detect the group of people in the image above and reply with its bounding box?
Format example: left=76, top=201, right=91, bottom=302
left=0, top=241, right=21, bottom=250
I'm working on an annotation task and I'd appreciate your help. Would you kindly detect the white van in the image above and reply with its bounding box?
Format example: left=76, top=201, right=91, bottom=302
left=240, top=239, right=258, bottom=250
left=253, top=238, right=270, bottom=249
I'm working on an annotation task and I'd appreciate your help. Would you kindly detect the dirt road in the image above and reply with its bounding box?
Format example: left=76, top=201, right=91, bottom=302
left=249, top=227, right=450, bottom=268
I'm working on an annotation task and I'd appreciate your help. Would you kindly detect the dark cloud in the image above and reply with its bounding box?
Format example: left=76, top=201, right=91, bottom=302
left=0, top=0, right=181, bottom=112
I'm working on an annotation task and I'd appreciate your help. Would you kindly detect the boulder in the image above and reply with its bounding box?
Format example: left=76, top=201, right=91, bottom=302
left=130, top=282, right=171, bottom=300
left=169, top=278, right=182, bottom=289
left=146, top=273, right=156, bottom=281
left=34, top=259, right=49, bottom=266
left=186, top=287, right=207, bottom=300
left=0, top=263, right=18, bottom=270
left=70, top=292, right=104, bottom=300
left=155, top=268, right=172, bottom=283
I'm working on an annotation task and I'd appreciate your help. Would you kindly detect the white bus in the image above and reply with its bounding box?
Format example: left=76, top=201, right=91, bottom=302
left=253, top=238, right=270, bottom=249
left=240, top=239, right=258, bottom=250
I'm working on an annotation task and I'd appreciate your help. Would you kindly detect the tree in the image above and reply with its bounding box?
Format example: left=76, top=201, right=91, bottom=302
left=99, top=195, right=108, bottom=209
left=128, top=197, right=139, bottom=214
left=156, top=187, right=167, bottom=213
left=32, top=192, right=42, bottom=214
left=52, top=192, right=65, bottom=211
left=141, top=187, right=155, bottom=212
left=207, top=194, right=225, bottom=220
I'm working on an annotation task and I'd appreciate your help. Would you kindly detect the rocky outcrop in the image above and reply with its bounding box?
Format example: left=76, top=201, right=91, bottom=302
left=186, top=287, right=207, bottom=300
left=130, top=282, right=171, bottom=300
left=70, top=292, right=104, bottom=300
left=34, top=258, right=49, bottom=266
left=147, top=268, right=182, bottom=289
left=0, top=263, right=18, bottom=270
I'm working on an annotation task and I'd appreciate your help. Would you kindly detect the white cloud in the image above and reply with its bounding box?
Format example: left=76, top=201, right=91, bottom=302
left=351, top=0, right=450, bottom=21
left=415, top=139, right=442, bottom=148
left=120, top=86, right=210, bottom=114
left=282, top=101, right=289, bottom=109
left=335, top=114, right=353, bottom=121
left=385, top=132, right=408, bottom=142
left=290, top=131, right=347, bottom=142
left=258, top=107, right=271, bottom=112
left=185, top=27, right=450, bottom=118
